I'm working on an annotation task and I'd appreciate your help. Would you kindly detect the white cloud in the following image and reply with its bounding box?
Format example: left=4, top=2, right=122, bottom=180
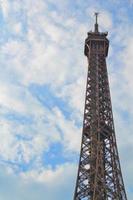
left=12, top=23, right=22, bottom=34
left=1, top=0, right=10, bottom=18
left=21, top=162, right=76, bottom=184
left=57, top=75, right=86, bottom=122
left=0, top=163, right=77, bottom=200
left=51, top=107, right=81, bottom=152
left=0, top=0, right=133, bottom=199
left=0, top=83, right=27, bottom=113
left=99, top=11, right=112, bottom=30
left=0, top=82, right=81, bottom=169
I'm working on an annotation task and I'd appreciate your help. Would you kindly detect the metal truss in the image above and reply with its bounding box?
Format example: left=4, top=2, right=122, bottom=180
left=74, top=17, right=127, bottom=200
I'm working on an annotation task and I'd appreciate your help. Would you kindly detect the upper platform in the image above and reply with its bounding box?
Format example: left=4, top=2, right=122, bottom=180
left=84, top=13, right=109, bottom=57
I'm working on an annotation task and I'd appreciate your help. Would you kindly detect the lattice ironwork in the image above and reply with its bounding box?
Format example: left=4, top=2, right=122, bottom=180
left=74, top=14, right=127, bottom=200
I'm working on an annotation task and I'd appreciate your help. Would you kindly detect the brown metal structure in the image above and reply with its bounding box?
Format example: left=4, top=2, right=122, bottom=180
left=74, top=13, right=127, bottom=200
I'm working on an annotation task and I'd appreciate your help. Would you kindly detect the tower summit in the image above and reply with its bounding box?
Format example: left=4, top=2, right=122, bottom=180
left=74, top=14, right=127, bottom=200
left=94, top=12, right=99, bottom=32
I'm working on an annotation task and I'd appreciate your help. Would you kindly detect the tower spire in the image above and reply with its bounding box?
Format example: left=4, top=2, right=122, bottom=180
left=94, top=12, right=99, bottom=32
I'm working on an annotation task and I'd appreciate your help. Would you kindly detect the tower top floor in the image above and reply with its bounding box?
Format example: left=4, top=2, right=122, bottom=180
left=84, top=13, right=109, bottom=57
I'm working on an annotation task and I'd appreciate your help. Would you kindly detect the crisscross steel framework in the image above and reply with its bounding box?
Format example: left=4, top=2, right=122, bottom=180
left=73, top=28, right=127, bottom=200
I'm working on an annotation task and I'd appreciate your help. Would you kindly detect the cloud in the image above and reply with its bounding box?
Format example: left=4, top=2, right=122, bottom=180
left=1, top=0, right=10, bottom=19
left=0, top=163, right=76, bottom=200
left=0, top=0, right=133, bottom=199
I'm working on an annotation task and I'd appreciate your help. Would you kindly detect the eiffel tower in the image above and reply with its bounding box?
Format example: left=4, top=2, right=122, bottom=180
left=74, top=13, right=127, bottom=200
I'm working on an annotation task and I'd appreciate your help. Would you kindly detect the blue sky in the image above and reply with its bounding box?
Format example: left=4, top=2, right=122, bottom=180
left=0, top=0, right=133, bottom=199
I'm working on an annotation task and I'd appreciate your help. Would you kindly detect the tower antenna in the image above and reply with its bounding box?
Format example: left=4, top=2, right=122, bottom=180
left=94, top=12, right=99, bottom=32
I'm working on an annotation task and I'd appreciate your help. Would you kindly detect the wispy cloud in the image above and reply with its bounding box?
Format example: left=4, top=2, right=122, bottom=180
left=0, top=0, right=133, bottom=199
